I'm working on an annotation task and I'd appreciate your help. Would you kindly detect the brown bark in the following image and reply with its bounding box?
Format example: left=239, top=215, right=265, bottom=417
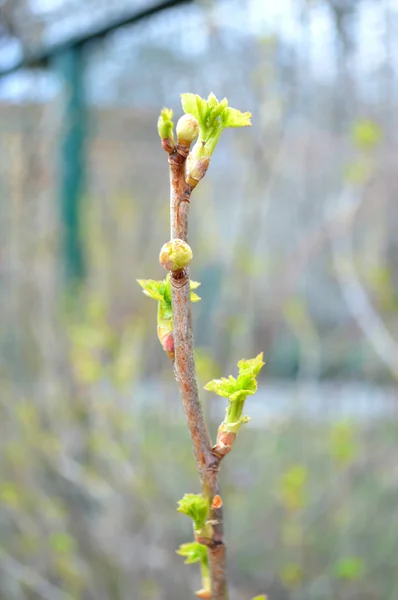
left=168, top=145, right=228, bottom=600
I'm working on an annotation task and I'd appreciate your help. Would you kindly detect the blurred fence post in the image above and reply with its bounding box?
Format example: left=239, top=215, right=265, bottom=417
left=52, top=46, right=86, bottom=284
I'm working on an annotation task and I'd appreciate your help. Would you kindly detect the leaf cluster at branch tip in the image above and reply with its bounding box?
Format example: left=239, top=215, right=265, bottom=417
left=181, top=92, right=251, bottom=158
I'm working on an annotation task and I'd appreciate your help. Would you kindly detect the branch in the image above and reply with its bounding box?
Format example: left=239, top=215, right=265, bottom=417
left=151, top=94, right=252, bottom=600
left=168, top=146, right=228, bottom=600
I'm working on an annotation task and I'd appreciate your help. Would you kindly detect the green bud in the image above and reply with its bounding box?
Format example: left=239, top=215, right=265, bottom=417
left=159, top=239, right=193, bottom=271
left=176, top=114, right=199, bottom=146
left=157, top=107, right=175, bottom=152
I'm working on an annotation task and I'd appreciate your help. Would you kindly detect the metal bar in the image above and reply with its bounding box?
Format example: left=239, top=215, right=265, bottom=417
left=52, top=46, right=86, bottom=283
left=0, top=0, right=193, bottom=78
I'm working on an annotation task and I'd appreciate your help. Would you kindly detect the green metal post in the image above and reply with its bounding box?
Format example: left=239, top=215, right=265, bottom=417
left=52, top=45, right=86, bottom=283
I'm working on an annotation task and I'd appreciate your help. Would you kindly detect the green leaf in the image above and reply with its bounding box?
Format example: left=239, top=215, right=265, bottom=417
left=157, top=107, right=174, bottom=141
left=205, top=353, right=263, bottom=401
left=181, top=93, right=207, bottom=126
left=137, top=279, right=165, bottom=302
left=181, top=92, right=251, bottom=159
left=190, top=280, right=201, bottom=302
left=177, top=493, right=209, bottom=530
left=237, top=352, right=264, bottom=377
left=206, top=92, right=218, bottom=110
left=207, top=93, right=228, bottom=122
left=235, top=373, right=257, bottom=394
left=205, top=352, right=264, bottom=439
left=229, top=387, right=256, bottom=403
left=163, top=275, right=172, bottom=305
left=176, top=541, right=208, bottom=565
left=221, top=106, right=252, bottom=128
left=204, top=376, right=238, bottom=398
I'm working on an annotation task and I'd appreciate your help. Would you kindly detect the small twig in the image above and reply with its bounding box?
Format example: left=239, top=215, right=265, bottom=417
left=326, top=185, right=398, bottom=380
left=168, top=146, right=228, bottom=600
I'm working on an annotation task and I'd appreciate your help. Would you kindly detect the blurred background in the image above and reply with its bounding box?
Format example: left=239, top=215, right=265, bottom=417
left=0, top=0, right=397, bottom=598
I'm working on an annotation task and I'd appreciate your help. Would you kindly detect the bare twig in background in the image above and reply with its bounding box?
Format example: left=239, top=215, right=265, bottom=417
left=0, top=551, right=74, bottom=600
left=326, top=185, right=398, bottom=380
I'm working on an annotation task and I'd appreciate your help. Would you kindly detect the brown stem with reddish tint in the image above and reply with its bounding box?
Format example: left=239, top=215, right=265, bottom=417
left=166, top=143, right=228, bottom=600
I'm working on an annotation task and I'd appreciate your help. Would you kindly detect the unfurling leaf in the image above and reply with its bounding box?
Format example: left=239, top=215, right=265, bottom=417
left=177, top=493, right=209, bottom=530
left=237, top=353, right=265, bottom=377
left=157, top=107, right=174, bottom=142
left=181, top=92, right=251, bottom=161
left=221, top=106, right=252, bottom=128
left=136, top=279, right=165, bottom=301
left=138, top=275, right=199, bottom=355
left=177, top=541, right=208, bottom=565
left=205, top=353, right=264, bottom=402
left=205, top=353, right=264, bottom=447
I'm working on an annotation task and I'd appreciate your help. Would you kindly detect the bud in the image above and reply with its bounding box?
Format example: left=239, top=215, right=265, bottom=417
left=157, top=319, right=174, bottom=361
left=186, top=154, right=210, bottom=189
left=212, top=429, right=236, bottom=458
left=157, top=107, right=175, bottom=153
left=211, top=495, right=223, bottom=510
left=176, top=113, right=199, bottom=146
left=159, top=239, right=193, bottom=272
left=159, top=330, right=174, bottom=353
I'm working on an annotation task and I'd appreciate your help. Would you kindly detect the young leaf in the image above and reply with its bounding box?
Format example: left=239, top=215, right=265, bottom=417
left=177, top=541, right=208, bottom=565
left=177, top=493, right=209, bottom=530
left=190, top=280, right=201, bottom=302
left=237, top=352, right=264, bottom=377
left=221, top=106, right=252, bottom=128
left=157, top=107, right=174, bottom=142
left=204, top=376, right=238, bottom=398
left=136, top=279, right=165, bottom=302
left=181, top=92, right=251, bottom=162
